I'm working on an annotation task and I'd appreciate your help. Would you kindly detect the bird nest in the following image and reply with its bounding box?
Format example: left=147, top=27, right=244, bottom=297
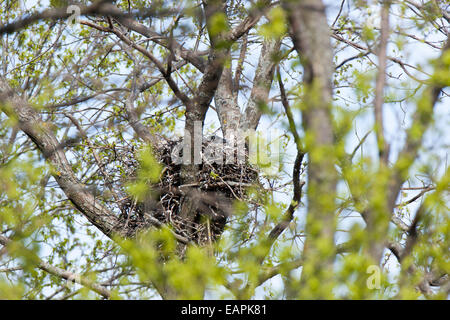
left=102, top=136, right=260, bottom=245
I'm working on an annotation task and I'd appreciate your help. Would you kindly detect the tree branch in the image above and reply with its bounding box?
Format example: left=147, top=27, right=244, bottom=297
left=0, top=79, right=124, bottom=239
left=387, top=35, right=450, bottom=213
left=240, top=37, right=281, bottom=131
left=283, top=0, right=338, bottom=297
left=0, top=235, right=111, bottom=299
left=373, top=0, right=391, bottom=163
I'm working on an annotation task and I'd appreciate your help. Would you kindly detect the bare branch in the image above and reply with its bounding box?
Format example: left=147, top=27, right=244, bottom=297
left=0, top=79, right=124, bottom=239
left=0, top=235, right=111, bottom=299
left=240, top=38, right=281, bottom=131
left=387, top=35, right=450, bottom=213
left=0, top=1, right=175, bottom=35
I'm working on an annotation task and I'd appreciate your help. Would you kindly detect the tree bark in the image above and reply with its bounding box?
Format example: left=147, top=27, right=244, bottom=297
left=283, top=0, right=338, bottom=298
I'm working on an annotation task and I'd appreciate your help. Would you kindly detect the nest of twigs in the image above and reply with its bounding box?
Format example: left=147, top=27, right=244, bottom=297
left=106, top=136, right=259, bottom=244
